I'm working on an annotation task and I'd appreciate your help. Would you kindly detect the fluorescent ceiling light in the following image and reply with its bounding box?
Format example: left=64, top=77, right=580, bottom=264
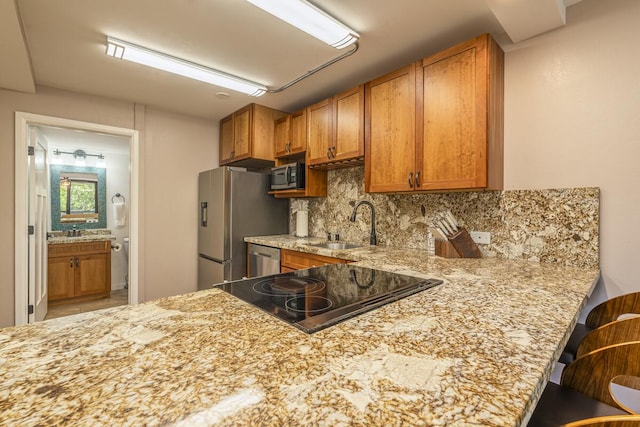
left=105, top=37, right=267, bottom=96
left=245, top=0, right=359, bottom=49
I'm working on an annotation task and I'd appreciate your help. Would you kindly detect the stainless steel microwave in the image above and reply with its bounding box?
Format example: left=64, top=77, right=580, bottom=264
left=270, top=162, right=305, bottom=190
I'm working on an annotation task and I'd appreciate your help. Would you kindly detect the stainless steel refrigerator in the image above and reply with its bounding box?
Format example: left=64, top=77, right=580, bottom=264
left=198, top=167, right=289, bottom=290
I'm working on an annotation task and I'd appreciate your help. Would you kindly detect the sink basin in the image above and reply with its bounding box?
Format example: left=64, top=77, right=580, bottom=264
left=310, top=242, right=362, bottom=250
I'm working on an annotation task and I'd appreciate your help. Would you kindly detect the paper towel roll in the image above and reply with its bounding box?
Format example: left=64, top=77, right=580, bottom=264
left=111, top=243, right=122, bottom=252
left=296, top=210, right=309, bottom=237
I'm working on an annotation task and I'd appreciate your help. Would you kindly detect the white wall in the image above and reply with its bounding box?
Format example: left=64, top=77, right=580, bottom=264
left=105, top=150, right=131, bottom=289
left=502, top=0, right=640, bottom=311
left=142, top=107, right=219, bottom=301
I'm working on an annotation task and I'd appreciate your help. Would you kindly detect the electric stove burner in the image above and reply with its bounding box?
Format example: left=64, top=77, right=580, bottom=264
left=252, top=277, right=326, bottom=297
left=285, top=296, right=333, bottom=313
left=218, top=264, right=443, bottom=334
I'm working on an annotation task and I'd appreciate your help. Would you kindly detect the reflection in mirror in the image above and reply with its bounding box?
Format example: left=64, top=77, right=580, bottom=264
left=50, top=165, right=106, bottom=231
left=59, top=172, right=99, bottom=223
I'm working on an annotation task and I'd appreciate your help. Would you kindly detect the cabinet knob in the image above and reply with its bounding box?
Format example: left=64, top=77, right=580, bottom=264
left=69, top=258, right=73, bottom=268
left=75, top=257, right=79, bottom=267
left=415, top=171, right=421, bottom=188
left=408, top=172, right=414, bottom=188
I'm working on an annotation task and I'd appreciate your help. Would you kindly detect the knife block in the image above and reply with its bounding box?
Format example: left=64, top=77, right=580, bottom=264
left=435, top=239, right=460, bottom=258
left=435, top=228, right=483, bottom=258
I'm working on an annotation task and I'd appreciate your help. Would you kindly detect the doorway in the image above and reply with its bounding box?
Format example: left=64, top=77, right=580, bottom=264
left=15, top=112, right=140, bottom=325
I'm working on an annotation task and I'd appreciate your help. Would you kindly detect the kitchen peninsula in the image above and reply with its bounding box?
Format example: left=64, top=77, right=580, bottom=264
left=0, top=240, right=597, bottom=426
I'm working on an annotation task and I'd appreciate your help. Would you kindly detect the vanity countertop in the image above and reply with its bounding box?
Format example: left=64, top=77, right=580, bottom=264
left=47, top=230, right=116, bottom=244
left=0, top=235, right=598, bottom=426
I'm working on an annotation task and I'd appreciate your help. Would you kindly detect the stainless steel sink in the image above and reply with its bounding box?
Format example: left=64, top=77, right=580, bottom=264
left=310, top=242, right=362, bottom=250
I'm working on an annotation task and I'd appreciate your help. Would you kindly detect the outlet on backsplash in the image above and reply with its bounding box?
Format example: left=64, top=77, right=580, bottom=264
left=470, top=231, right=491, bottom=245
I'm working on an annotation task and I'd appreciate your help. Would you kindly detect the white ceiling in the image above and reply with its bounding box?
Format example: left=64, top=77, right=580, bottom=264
left=35, top=125, right=130, bottom=155
left=2, top=0, right=582, bottom=121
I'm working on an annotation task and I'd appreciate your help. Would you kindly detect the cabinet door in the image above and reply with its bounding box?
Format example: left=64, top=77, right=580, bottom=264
left=306, top=99, right=332, bottom=165
left=365, top=63, right=417, bottom=193
left=289, top=109, right=307, bottom=154
left=219, top=114, right=234, bottom=165
left=418, top=35, right=489, bottom=190
left=333, top=85, right=364, bottom=161
left=274, top=115, right=290, bottom=158
left=74, top=253, right=111, bottom=297
left=233, top=105, right=252, bottom=161
left=48, top=256, right=75, bottom=301
left=281, top=249, right=346, bottom=270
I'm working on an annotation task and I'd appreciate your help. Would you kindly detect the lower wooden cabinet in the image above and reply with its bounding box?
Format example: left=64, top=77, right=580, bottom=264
left=48, top=240, right=111, bottom=304
left=281, top=249, right=348, bottom=272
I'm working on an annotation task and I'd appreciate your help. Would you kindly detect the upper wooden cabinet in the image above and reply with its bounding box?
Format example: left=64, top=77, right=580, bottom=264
left=365, top=34, right=504, bottom=193
left=219, top=103, right=287, bottom=168
left=365, top=64, right=417, bottom=193
left=275, top=109, right=307, bottom=159
left=307, top=85, right=364, bottom=168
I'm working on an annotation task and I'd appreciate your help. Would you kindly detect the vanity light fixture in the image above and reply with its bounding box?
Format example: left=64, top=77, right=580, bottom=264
left=51, top=150, right=63, bottom=165
left=105, top=36, right=267, bottom=96
left=53, top=149, right=105, bottom=167
left=244, top=0, right=359, bottom=49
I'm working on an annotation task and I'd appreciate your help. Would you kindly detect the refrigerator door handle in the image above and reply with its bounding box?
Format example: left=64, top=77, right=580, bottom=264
left=200, top=202, right=208, bottom=227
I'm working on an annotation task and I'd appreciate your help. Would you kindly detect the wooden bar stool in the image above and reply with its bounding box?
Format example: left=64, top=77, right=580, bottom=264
left=528, top=341, right=640, bottom=427
left=560, top=292, right=640, bottom=364
left=561, top=415, right=640, bottom=426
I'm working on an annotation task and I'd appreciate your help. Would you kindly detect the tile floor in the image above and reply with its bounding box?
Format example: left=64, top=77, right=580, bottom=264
left=44, top=289, right=129, bottom=320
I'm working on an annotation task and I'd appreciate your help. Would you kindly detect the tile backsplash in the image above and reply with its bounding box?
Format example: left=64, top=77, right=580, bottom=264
left=290, top=167, right=599, bottom=268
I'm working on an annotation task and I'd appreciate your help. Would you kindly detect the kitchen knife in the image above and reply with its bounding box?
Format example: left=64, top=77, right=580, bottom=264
left=429, top=225, right=448, bottom=240
left=436, top=214, right=453, bottom=235
left=446, top=210, right=459, bottom=229
left=432, top=220, right=448, bottom=237
left=437, top=218, right=454, bottom=236
left=443, top=211, right=459, bottom=232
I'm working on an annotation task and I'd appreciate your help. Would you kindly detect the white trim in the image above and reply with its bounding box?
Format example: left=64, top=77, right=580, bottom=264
left=14, top=115, right=29, bottom=325
left=14, top=112, right=140, bottom=326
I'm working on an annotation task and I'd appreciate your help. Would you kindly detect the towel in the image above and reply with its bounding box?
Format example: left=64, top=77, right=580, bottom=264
left=113, top=201, right=126, bottom=227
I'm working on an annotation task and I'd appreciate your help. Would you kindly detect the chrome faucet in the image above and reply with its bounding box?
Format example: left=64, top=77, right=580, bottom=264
left=349, top=201, right=377, bottom=245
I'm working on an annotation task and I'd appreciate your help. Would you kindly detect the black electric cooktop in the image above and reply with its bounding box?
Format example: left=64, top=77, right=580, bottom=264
left=217, top=264, right=443, bottom=334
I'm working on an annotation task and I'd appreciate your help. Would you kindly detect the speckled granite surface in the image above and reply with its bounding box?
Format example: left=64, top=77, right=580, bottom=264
left=48, top=229, right=116, bottom=244
left=0, top=237, right=598, bottom=427
left=291, top=167, right=599, bottom=268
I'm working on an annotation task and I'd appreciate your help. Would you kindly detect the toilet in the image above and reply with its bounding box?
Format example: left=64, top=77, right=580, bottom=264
left=123, top=237, right=129, bottom=289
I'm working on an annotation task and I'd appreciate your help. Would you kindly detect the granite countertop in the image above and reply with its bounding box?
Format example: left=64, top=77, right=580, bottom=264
left=47, top=230, right=116, bottom=244
left=0, top=234, right=599, bottom=426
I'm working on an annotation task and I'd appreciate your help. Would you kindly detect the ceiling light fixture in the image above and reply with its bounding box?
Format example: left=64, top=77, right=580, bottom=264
left=244, top=0, right=359, bottom=49
left=105, top=36, right=267, bottom=96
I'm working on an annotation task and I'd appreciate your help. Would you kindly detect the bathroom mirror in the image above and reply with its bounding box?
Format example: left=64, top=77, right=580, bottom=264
left=50, top=165, right=106, bottom=230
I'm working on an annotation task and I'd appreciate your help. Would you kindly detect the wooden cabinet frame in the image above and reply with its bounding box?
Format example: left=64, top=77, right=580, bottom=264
left=48, top=240, right=112, bottom=305
left=365, top=33, right=503, bottom=193
left=281, top=249, right=348, bottom=272
left=275, top=109, right=307, bottom=158
left=308, top=85, right=365, bottom=169
left=219, top=103, right=287, bottom=168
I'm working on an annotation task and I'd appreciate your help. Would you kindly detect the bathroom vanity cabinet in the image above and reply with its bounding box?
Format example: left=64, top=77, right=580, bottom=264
left=48, top=240, right=111, bottom=304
